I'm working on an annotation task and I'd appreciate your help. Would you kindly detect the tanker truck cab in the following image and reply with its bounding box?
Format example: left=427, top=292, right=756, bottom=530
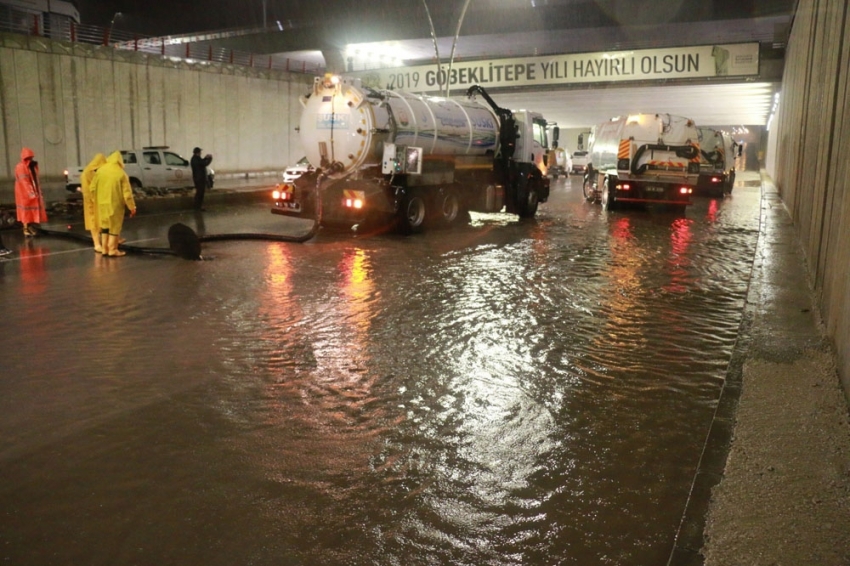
left=272, top=75, right=551, bottom=235
left=583, top=113, right=700, bottom=212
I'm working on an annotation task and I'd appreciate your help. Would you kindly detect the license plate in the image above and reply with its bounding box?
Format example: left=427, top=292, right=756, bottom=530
left=646, top=186, right=664, bottom=193
left=284, top=202, right=301, bottom=212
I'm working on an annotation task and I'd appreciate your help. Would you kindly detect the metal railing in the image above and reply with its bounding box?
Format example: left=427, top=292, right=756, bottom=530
left=0, top=6, right=324, bottom=75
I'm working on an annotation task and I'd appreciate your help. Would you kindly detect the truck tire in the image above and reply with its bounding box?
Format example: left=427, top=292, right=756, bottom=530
left=582, top=176, right=596, bottom=202
left=436, top=192, right=460, bottom=225
left=724, top=172, right=735, bottom=195
left=518, top=185, right=539, bottom=218
left=130, top=178, right=143, bottom=191
left=601, top=177, right=617, bottom=211
left=398, top=191, right=427, bottom=234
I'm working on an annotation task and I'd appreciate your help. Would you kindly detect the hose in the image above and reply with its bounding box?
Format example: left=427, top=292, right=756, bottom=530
left=31, top=216, right=319, bottom=260
left=31, top=181, right=323, bottom=260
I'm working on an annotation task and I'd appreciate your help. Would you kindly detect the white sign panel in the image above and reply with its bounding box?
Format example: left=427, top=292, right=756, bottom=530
left=350, top=43, right=759, bottom=93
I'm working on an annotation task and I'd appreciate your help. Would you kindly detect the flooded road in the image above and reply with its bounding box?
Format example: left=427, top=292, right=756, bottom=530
left=0, top=175, right=761, bottom=565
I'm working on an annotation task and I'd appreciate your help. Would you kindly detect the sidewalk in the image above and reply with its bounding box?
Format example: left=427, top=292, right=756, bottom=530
left=671, top=173, right=850, bottom=564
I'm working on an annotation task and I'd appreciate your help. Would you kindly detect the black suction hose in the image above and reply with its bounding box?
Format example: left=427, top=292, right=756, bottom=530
left=31, top=181, right=323, bottom=260
left=33, top=222, right=318, bottom=260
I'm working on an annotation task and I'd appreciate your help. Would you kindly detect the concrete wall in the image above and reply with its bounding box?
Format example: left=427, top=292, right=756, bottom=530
left=770, top=0, right=850, bottom=394
left=0, top=32, right=313, bottom=199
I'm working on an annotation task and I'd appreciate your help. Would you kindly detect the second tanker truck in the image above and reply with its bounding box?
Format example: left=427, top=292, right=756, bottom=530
left=272, top=75, right=551, bottom=234
left=582, top=113, right=701, bottom=211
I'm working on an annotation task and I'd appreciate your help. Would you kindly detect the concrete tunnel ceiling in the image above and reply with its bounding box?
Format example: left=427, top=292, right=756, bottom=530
left=197, top=0, right=794, bottom=128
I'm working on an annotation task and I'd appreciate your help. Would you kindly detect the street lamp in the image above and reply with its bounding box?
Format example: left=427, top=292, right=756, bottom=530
left=104, top=11, right=123, bottom=45
left=445, top=0, right=472, bottom=97
left=422, top=0, right=473, bottom=97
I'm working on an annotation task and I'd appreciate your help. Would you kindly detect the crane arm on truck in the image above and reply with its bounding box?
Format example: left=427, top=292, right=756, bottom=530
left=466, top=85, right=517, bottom=160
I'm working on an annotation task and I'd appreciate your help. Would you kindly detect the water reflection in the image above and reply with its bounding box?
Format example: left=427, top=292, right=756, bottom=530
left=0, top=184, right=766, bottom=565
left=370, top=235, right=561, bottom=562
left=665, top=217, right=694, bottom=294
left=18, top=240, right=48, bottom=292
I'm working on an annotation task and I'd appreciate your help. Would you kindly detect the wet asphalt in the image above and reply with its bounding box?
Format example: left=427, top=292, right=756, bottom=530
left=2, top=171, right=836, bottom=565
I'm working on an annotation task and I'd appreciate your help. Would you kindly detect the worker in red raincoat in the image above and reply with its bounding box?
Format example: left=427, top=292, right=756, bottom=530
left=14, top=147, right=48, bottom=236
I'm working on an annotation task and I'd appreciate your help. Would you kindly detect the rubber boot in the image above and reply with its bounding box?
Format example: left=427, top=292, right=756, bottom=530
left=92, top=230, right=103, bottom=253
left=107, top=234, right=125, bottom=257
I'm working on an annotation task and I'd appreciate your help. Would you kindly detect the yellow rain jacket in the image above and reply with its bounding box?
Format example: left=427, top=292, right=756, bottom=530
left=81, top=153, right=106, bottom=231
left=91, top=151, right=136, bottom=235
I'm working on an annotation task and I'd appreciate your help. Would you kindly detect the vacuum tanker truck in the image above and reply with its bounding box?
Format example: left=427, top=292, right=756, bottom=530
left=272, top=75, right=551, bottom=233
left=582, top=113, right=701, bottom=211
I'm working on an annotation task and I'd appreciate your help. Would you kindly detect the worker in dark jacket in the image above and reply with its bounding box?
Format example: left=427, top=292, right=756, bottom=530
left=190, top=147, right=213, bottom=211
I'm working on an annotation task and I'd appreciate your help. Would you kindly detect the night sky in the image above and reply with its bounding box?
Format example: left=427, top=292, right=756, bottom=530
left=75, top=0, right=280, bottom=35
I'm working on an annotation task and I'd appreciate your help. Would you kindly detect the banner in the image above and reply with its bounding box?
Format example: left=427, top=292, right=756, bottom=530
left=350, top=43, right=759, bottom=93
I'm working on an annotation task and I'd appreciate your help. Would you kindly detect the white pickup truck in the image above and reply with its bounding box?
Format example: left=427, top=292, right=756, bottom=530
left=65, top=146, right=211, bottom=192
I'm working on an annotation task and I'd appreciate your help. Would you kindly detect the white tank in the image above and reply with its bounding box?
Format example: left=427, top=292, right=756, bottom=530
left=298, top=75, right=500, bottom=177
left=590, top=113, right=700, bottom=181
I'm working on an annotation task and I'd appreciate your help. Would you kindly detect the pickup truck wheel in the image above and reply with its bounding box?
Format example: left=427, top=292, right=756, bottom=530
left=130, top=178, right=142, bottom=191
left=398, top=192, right=427, bottom=234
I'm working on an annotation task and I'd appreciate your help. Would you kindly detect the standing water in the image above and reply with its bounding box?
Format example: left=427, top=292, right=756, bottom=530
left=0, top=176, right=761, bottom=564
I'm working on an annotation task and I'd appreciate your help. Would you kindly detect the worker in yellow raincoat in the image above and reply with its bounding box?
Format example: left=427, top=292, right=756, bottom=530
left=90, top=151, right=136, bottom=257
left=80, top=153, right=106, bottom=253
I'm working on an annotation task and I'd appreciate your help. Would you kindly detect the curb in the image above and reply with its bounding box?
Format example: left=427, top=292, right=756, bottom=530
left=666, top=173, right=768, bottom=566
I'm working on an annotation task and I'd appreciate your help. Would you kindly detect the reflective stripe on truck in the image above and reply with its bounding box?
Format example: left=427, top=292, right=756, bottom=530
left=618, top=139, right=631, bottom=160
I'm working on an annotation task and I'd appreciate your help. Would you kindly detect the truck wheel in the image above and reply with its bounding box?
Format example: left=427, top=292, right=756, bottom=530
left=399, top=192, right=427, bottom=233
left=601, top=178, right=617, bottom=211
left=724, top=172, right=735, bottom=195
left=437, top=192, right=460, bottom=225
left=582, top=176, right=596, bottom=202
left=518, top=186, right=539, bottom=218
left=130, top=178, right=142, bottom=191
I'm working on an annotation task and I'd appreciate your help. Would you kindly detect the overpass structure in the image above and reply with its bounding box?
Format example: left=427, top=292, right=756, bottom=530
left=173, top=1, right=793, bottom=129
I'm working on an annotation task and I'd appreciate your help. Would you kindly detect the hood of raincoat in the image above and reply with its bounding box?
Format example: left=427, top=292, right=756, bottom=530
left=87, top=153, right=107, bottom=170
left=106, top=151, right=124, bottom=168
left=21, top=147, right=34, bottom=161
